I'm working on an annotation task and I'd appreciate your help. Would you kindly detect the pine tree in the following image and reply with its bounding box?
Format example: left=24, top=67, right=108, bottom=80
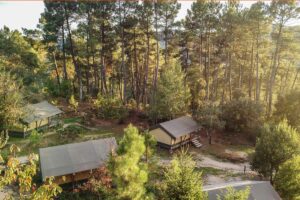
left=109, top=124, right=149, bottom=200
left=150, top=62, right=190, bottom=122
left=274, top=155, right=300, bottom=199
left=163, top=151, right=207, bottom=200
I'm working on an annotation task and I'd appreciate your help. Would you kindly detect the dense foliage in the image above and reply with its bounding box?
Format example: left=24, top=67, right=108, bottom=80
left=222, top=97, right=264, bottom=134
left=109, top=124, right=149, bottom=200
left=274, top=90, right=300, bottom=131
left=94, top=94, right=128, bottom=120
left=0, top=147, right=62, bottom=199
left=162, top=152, right=207, bottom=200
left=274, top=155, right=300, bottom=199
left=149, top=63, right=190, bottom=122
left=32, top=0, right=300, bottom=116
left=217, top=187, right=250, bottom=200
left=0, top=71, right=24, bottom=131
left=251, top=120, right=300, bottom=182
left=0, top=0, right=300, bottom=199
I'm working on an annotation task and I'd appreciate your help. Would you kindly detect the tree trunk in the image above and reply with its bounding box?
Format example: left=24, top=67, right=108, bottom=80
left=62, top=22, right=68, bottom=80
left=268, top=22, right=283, bottom=116
left=291, top=69, right=299, bottom=90
left=249, top=42, right=254, bottom=99
left=52, top=52, right=61, bottom=87
left=119, top=0, right=126, bottom=102
left=64, top=4, right=83, bottom=101
left=164, top=9, right=168, bottom=64
left=152, top=1, right=159, bottom=100
left=206, top=28, right=211, bottom=100
left=143, top=15, right=150, bottom=106
left=133, top=28, right=140, bottom=109
left=100, top=21, right=107, bottom=94
left=255, top=18, right=260, bottom=102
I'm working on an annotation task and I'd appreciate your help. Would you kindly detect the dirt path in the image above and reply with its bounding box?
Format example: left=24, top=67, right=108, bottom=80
left=196, top=154, right=252, bottom=174
left=159, top=153, right=253, bottom=174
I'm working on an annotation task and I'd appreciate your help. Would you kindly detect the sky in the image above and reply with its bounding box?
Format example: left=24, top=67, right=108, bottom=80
left=0, top=1, right=299, bottom=31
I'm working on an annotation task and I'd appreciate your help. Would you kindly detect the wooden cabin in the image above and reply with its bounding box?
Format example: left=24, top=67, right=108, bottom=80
left=9, top=101, right=63, bottom=137
left=149, top=116, right=201, bottom=151
left=39, top=137, right=117, bottom=185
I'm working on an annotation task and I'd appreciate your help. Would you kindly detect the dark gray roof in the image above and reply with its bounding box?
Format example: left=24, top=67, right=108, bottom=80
left=23, top=101, right=63, bottom=124
left=203, top=181, right=281, bottom=200
left=39, top=137, right=117, bottom=181
left=159, top=116, right=201, bottom=138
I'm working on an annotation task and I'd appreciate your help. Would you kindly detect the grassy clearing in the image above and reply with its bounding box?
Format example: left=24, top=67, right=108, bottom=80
left=197, top=167, right=225, bottom=176
left=4, top=124, right=124, bottom=158
left=63, top=117, right=83, bottom=124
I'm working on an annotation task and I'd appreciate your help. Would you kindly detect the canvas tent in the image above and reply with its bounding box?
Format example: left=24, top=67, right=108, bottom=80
left=203, top=181, right=281, bottom=200
left=149, top=116, right=201, bottom=150
left=39, top=137, right=117, bottom=185
left=9, top=101, right=63, bottom=137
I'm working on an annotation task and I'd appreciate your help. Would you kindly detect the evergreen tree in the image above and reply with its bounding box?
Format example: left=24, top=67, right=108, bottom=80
left=221, top=97, right=264, bottom=134
left=273, top=90, right=300, bottom=130
left=251, top=120, right=300, bottom=182
left=194, top=102, right=225, bottom=144
left=217, top=187, right=250, bottom=200
left=109, top=124, right=149, bottom=200
left=0, top=71, right=24, bottom=131
left=274, top=155, right=300, bottom=200
left=150, top=62, right=190, bottom=122
left=163, top=152, right=207, bottom=200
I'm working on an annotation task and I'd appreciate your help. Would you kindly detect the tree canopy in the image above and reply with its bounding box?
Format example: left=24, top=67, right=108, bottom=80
left=251, top=120, right=300, bottom=182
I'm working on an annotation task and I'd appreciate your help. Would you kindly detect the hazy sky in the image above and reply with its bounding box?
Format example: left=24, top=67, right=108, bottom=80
left=0, top=1, right=298, bottom=31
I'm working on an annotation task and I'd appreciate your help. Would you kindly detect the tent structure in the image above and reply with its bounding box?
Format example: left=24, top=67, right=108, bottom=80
left=203, top=181, right=281, bottom=200
left=39, top=137, right=117, bottom=185
left=9, top=101, right=63, bottom=137
left=149, top=116, right=201, bottom=150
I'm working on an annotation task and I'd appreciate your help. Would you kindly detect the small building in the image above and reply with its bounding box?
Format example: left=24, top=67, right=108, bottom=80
left=149, top=116, right=201, bottom=150
left=9, top=101, right=63, bottom=137
left=203, top=181, right=281, bottom=200
left=39, top=137, right=117, bottom=185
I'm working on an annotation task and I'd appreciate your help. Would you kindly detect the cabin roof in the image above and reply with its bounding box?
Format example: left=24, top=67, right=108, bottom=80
left=22, top=101, right=63, bottom=124
left=158, top=116, right=201, bottom=139
left=203, top=181, right=281, bottom=200
left=39, top=137, right=117, bottom=181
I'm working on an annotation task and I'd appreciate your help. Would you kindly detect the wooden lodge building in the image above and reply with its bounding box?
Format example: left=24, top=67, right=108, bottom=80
left=149, top=116, right=202, bottom=151
left=9, top=101, right=63, bottom=137
left=39, top=137, right=117, bottom=185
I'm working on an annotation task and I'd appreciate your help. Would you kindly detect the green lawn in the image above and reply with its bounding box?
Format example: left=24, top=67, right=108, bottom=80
left=63, top=117, right=83, bottom=124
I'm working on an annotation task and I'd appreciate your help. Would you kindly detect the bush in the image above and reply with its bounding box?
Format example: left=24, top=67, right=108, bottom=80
left=69, top=95, right=79, bottom=113
left=222, top=98, right=264, bottom=134
left=274, top=156, right=300, bottom=199
left=58, top=125, right=84, bottom=139
left=93, top=94, right=128, bottom=121
left=29, top=129, right=42, bottom=145
left=46, top=79, right=72, bottom=98
left=273, top=90, right=300, bottom=131
left=251, top=120, right=300, bottom=182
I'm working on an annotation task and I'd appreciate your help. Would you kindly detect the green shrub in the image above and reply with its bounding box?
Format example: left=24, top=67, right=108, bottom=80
left=273, top=90, right=300, bottom=131
left=46, top=79, right=72, bottom=98
left=69, top=95, right=79, bottom=113
left=222, top=98, right=264, bottom=134
left=58, top=125, right=84, bottom=139
left=93, top=94, right=128, bottom=121
left=29, top=130, right=42, bottom=144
